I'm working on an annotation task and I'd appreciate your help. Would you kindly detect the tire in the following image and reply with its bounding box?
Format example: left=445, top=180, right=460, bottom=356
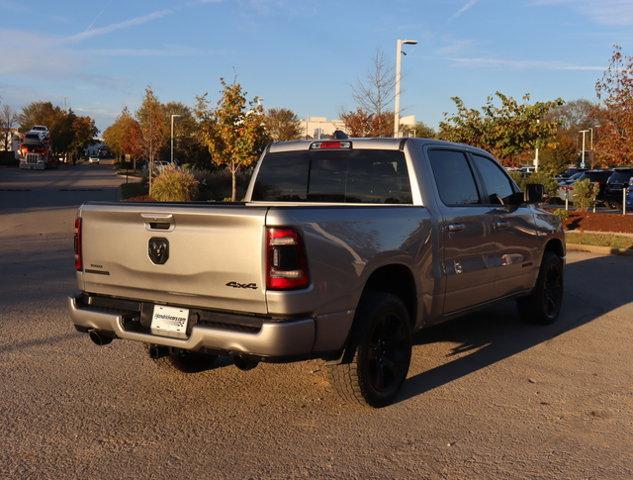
left=517, top=251, right=564, bottom=325
left=150, top=348, right=218, bottom=373
left=328, top=292, right=412, bottom=408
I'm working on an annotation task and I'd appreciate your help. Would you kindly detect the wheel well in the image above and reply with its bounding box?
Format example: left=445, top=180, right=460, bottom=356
left=361, top=264, right=417, bottom=326
left=544, top=238, right=564, bottom=258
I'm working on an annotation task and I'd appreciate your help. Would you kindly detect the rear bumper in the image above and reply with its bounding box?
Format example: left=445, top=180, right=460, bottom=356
left=68, top=296, right=316, bottom=358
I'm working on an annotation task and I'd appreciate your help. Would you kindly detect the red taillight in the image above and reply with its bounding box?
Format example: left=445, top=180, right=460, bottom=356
left=310, top=140, right=352, bottom=150
left=74, top=217, right=82, bottom=271
left=266, top=227, right=310, bottom=290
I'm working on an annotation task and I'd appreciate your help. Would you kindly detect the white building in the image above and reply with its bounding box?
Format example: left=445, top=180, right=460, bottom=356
left=301, top=116, right=346, bottom=139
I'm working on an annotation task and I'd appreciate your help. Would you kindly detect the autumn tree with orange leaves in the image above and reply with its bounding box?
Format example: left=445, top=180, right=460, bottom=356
left=595, top=45, right=633, bottom=166
left=103, top=107, right=143, bottom=167
left=196, top=79, right=269, bottom=201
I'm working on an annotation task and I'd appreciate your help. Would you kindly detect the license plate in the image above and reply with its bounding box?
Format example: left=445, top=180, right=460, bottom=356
left=151, top=305, right=189, bottom=339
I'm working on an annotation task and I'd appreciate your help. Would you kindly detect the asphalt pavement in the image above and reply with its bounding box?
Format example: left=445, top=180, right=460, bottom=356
left=1, top=163, right=632, bottom=479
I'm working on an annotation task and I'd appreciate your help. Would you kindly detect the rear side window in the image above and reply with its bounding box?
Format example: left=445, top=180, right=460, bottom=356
left=608, top=170, right=633, bottom=183
left=470, top=154, right=515, bottom=203
left=587, top=171, right=611, bottom=183
left=428, top=150, right=480, bottom=206
left=252, top=149, right=412, bottom=204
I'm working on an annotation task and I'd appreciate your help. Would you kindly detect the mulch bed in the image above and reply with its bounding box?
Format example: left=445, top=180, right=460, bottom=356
left=563, top=212, right=633, bottom=234
left=124, top=195, right=156, bottom=202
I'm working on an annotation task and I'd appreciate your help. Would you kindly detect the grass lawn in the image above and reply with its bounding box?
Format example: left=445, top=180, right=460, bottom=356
left=566, top=231, right=633, bottom=251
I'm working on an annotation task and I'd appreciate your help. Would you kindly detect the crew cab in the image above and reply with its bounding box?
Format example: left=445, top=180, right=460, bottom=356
left=68, top=138, right=565, bottom=407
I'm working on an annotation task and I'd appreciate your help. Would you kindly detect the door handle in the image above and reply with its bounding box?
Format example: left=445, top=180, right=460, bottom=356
left=494, top=220, right=510, bottom=229
left=447, top=223, right=466, bottom=233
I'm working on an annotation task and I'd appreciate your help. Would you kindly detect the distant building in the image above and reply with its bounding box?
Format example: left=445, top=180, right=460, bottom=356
left=301, top=117, right=346, bottom=139
left=300, top=115, right=417, bottom=138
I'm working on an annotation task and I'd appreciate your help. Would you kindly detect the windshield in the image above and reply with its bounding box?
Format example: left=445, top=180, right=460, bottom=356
left=252, top=149, right=412, bottom=204
left=609, top=170, right=633, bottom=183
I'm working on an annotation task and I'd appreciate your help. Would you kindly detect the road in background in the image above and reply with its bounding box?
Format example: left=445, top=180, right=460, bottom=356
left=1, top=164, right=632, bottom=479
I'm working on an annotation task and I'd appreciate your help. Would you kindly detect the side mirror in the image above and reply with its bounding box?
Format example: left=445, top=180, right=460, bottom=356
left=525, top=183, right=544, bottom=204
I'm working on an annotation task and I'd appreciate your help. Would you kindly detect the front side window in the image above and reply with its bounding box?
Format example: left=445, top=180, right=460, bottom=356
left=471, top=154, right=515, bottom=203
left=428, top=149, right=480, bottom=206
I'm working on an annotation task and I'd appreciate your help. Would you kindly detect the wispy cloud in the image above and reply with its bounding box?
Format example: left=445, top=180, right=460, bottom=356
left=450, top=0, right=479, bottom=20
left=449, top=56, right=605, bottom=71
left=63, top=8, right=174, bottom=44
left=529, top=0, right=633, bottom=26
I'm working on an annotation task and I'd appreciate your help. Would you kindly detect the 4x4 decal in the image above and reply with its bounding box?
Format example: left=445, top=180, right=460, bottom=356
left=225, top=281, right=257, bottom=289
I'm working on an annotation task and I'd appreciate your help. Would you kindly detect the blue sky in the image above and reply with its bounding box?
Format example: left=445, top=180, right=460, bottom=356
left=1, top=0, right=632, bottom=132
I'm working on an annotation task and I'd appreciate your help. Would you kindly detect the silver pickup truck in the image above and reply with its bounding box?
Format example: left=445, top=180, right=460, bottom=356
left=69, top=138, right=564, bottom=407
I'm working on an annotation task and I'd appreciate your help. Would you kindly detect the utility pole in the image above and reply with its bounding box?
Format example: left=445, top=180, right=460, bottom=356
left=533, top=119, right=541, bottom=172
left=170, top=114, right=181, bottom=165
left=393, top=39, right=418, bottom=137
left=580, top=129, right=589, bottom=169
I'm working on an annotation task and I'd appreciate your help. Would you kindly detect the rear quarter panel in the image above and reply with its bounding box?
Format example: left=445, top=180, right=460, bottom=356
left=265, top=206, right=434, bottom=329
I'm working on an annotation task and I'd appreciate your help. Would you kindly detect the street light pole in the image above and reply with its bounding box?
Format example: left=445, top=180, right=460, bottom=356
left=393, top=39, right=418, bottom=137
left=534, top=119, right=541, bottom=172
left=170, top=114, right=181, bottom=165
left=580, top=129, right=589, bottom=169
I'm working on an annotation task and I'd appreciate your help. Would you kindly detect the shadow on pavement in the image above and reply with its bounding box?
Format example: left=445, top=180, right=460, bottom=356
left=396, top=254, right=631, bottom=404
left=0, top=333, right=78, bottom=355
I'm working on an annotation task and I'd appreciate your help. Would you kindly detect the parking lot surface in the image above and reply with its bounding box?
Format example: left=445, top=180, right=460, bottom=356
left=1, top=165, right=632, bottom=479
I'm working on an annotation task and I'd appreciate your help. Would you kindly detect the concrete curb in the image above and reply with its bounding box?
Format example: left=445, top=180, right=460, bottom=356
left=566, top=242, right=633, bottom=256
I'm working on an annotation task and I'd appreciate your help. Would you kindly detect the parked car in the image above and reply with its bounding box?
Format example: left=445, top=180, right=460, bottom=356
left=68, top=138, right=565, bottom=408
left=555, top=167, right=587, bottom=183
left=556, top=169, right=612, bottom=204
left=605, top=167, right=633, bottom=209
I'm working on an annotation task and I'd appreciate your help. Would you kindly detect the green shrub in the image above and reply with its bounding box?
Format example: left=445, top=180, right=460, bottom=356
left=150, top=165, right=199, bottom=202
left=552, top=208, right=570, bottom=221
left=572, top=179, right=598, bottom=211
left=510, top=170, right=558, bottom=198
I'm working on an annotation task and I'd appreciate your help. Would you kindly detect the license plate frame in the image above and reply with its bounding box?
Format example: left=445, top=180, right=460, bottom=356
left=150, top=305, right=189, bottom=339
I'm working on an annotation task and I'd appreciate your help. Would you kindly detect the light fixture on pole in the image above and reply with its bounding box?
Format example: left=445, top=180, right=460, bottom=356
left=170, top=114, right=181, bottom=165
left=394, top=39, right=418, bottom=137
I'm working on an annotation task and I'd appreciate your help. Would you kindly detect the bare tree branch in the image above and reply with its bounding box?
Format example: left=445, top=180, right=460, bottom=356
left=351, top=49, right=395, bottom=117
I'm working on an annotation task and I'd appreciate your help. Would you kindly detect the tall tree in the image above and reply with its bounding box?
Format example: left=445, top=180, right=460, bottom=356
left=18, top=102, right=97, bottom=160
left=163, top=101, right=208, bottom=166
left=136, top=87, right=167, bottom=189
left=351, top=49, right=396, bottom=135
left=196, top=78, right=269, bottom=201
left=105, top=108, right=144, bottom=166
left=69, top=115, right=98, bottom=162
left=0, top=104, right=18, bottom=151
left=264, top=108, right=301, bottom=141
left=439, top=92, right=563, bottom=165
left=594, top=45, right=633, bottom=166
left=18, top=101, right=61, bottom=133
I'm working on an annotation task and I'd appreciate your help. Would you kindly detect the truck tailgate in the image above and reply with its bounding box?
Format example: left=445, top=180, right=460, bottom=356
left=79, top=203, right=268, bottom=314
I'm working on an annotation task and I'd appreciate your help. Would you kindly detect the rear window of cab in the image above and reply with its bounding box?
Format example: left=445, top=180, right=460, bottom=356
left=252, top=150, right=412, bottom=204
